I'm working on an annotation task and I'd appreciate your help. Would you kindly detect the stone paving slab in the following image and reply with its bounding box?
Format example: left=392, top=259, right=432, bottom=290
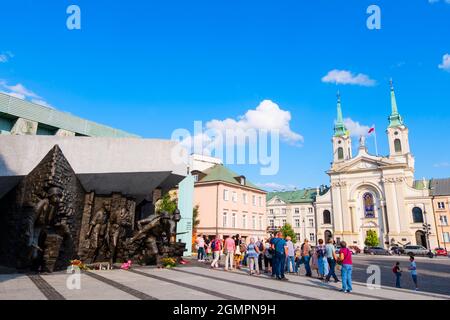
left=40, top=272, right=138, bottom=300
left=134, top=267, right=300, bottom=300
left=90, top=269, right=219, bottom=300
left=173, top=267, right=373, bottom=300
left=0, top=274, right=46, bottom=300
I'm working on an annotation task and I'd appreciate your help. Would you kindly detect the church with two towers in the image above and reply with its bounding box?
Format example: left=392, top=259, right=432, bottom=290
left=315, top=82, right=438, bottom=249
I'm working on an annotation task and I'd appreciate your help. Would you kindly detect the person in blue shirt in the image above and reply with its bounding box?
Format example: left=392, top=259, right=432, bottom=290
left=271, top=232, right=288, bottom=281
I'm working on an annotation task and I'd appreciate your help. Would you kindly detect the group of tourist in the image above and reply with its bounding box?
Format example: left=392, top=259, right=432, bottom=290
left=196, top=233, right=422, bottom=293
left=195, top=233, right=354, bottom=293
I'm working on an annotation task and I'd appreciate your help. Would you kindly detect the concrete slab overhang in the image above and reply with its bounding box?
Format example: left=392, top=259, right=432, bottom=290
left=0, top=135, right=187, bottom=200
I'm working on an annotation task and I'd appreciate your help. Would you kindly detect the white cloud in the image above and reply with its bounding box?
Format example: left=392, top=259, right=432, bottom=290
left=0, top=52, right=13, bottom=63
left=343, top=118, right=371, bottom=137
left=0, top=79, right=52, bottom=108
left=257, top=182, right=298, bottom=191
left=31, top=99, right=54, bottom=109
left=433, top=162, right=450, bottom=168
left=438, top=54, right=450, bottom=72
left=428, top=0, right=450, bottom=4
left=322, top=69, right=376, bottom=87
left=206, top=100, right=303, bottom=144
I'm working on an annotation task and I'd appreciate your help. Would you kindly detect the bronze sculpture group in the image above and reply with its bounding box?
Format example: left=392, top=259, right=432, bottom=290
left=0, top=145, right=186, bottom=272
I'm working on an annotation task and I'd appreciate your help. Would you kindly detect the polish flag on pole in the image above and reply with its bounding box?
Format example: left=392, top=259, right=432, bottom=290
left=368, top=125, right=378, bottom=156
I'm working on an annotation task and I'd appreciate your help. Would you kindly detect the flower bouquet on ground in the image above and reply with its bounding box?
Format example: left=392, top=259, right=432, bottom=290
left=121, top=260, right=132, bottom=270
left=69, top=259, right=89, bottom=271
left=161, top=257, right=177, bottom=268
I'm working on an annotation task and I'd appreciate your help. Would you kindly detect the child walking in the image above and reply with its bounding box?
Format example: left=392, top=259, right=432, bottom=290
left=392, top=261, right=402, bottom=288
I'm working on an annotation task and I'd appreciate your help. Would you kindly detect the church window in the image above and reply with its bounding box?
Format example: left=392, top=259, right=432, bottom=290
left=394, top=139, right=402, bottom=153
left=323, top=210, right=331, bottom=224
left=412, top=207, right=424, bottom=223
left=337, top=147, right=344, bottom=160
left=363, top=193, right=375, bottom=218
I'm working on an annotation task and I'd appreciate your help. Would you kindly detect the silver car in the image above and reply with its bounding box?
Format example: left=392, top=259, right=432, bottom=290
left=404, top=245, right=429, bottom=256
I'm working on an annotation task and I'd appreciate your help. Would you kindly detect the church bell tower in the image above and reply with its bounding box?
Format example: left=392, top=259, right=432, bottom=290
left=386, top=80, right=410, bottom=158
left=332, top=92, right=352, bottom=163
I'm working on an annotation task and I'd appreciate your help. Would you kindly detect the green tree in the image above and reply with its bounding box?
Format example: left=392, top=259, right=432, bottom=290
left=157, top=193, right=177, bottom=214
left=364, top=230, right=379, bottom=247
left=280, top=223, right=297, bottom=244
left=192, top=205, right=200, bottom=234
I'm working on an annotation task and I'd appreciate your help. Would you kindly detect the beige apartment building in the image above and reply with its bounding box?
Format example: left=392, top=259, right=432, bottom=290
left=192, top=155, right=267, bottom=241
left=266, top=189, right=321, bottom=243
left=430, top=179, right=450, bottom=250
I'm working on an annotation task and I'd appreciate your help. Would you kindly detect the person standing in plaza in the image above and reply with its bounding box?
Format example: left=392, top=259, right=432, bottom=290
left=246, top=237, right=260, bottom=275
left=300, top=239, right=312, bottom=277
left=325, top=239, right=339, bottom=283
left=234, top=234, right=242, bottom=270
left=316, top=239, right=326, bottom=279
left=196, top=234, right=205, bottom=262
left=285, top=236, right=296, bottom=274
left=271, top=232, right=288, bottom=280
left=256, top=237, right=264, bottom=272
left=210, top=235, right=222, bottom=269
left=408, top=256, right=418, bottom=291
left=224, top=235, right=236, bottom=271
left=204, top=237, right=211, bottom=262
left=263, top=239, right=273, bottom=274
left=338, top=241, right=353, bottom=293
left=393, top=261, right=402, bottom=288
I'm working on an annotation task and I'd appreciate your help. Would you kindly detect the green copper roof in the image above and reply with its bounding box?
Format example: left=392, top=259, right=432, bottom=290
left=334, top=92, right=347, bottom=137
left=388, top=80, right=404, bottom=128
left=267, top=188, right=318, bottom=203
left=198, top=164, right=263, bottom=191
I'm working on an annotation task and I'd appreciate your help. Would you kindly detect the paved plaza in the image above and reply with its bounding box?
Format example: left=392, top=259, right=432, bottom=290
left=1, top=256, right=449, bottom=300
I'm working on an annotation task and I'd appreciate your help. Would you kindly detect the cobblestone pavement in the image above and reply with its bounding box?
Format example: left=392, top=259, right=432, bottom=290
left=1, top=257, right=449, bottom=300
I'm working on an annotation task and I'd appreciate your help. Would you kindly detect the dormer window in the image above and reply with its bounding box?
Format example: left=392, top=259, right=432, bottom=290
left=239, top=176, right=246, bottom=185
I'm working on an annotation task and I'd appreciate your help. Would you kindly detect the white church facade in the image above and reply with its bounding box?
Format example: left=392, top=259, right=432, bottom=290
left=315, top=83, right=438, bottom=249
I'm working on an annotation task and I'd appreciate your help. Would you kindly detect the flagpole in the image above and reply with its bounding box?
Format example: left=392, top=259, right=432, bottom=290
left=373, top=127, right=379, bottom=156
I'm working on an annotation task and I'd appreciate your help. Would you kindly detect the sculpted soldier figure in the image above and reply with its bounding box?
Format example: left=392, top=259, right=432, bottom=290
left=28, top=186, right=63, bottom=264
left=107, top=206, right=131, bottom=264
left=87, top=201, right=111, bottom=250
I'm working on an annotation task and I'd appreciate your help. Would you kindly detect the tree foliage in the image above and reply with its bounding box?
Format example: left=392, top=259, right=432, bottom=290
left=156, top=193, right=177, bottom=214
left=280, top=223, right=297, bottom=244
left=364, top=230, right=379, bottom=247
left=192, top=205, right=200, bottom=233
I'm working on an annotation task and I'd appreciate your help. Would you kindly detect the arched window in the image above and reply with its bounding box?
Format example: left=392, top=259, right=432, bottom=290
left=363, top=193, right=375, bottom=218
left=323, top=210, right=331, bottom=224
left=337, top=147, right=344, bottom=160
left=394, top=139, right=402, bottom=153
left=412, top=207, right=424, bottom=223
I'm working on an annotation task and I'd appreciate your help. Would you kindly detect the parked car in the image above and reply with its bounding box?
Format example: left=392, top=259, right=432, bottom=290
left=404, top=245, right=430, bottom=256
left=349, top=246, right=361, bottom=255
left=364, top=246, right=391, bottom=255
left=389, top=245, right=405, bottom=255
left=433, top=248, right=448, bottom=256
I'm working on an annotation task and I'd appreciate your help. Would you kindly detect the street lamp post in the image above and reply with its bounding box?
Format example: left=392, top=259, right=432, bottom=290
left=422, top=204, right=433, bottom=258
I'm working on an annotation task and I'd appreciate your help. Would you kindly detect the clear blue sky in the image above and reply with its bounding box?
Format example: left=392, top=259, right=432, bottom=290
left=1, top=0, right=449, bottom=190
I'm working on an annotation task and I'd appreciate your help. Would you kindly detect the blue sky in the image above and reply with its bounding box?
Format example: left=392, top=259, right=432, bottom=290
left=1, top=0, right=450, bottom=190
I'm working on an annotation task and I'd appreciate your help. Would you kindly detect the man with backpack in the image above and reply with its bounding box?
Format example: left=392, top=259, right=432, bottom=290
left=210, top=235, right=222, bottom=269
left=256, top=237, right=264, bottom=272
